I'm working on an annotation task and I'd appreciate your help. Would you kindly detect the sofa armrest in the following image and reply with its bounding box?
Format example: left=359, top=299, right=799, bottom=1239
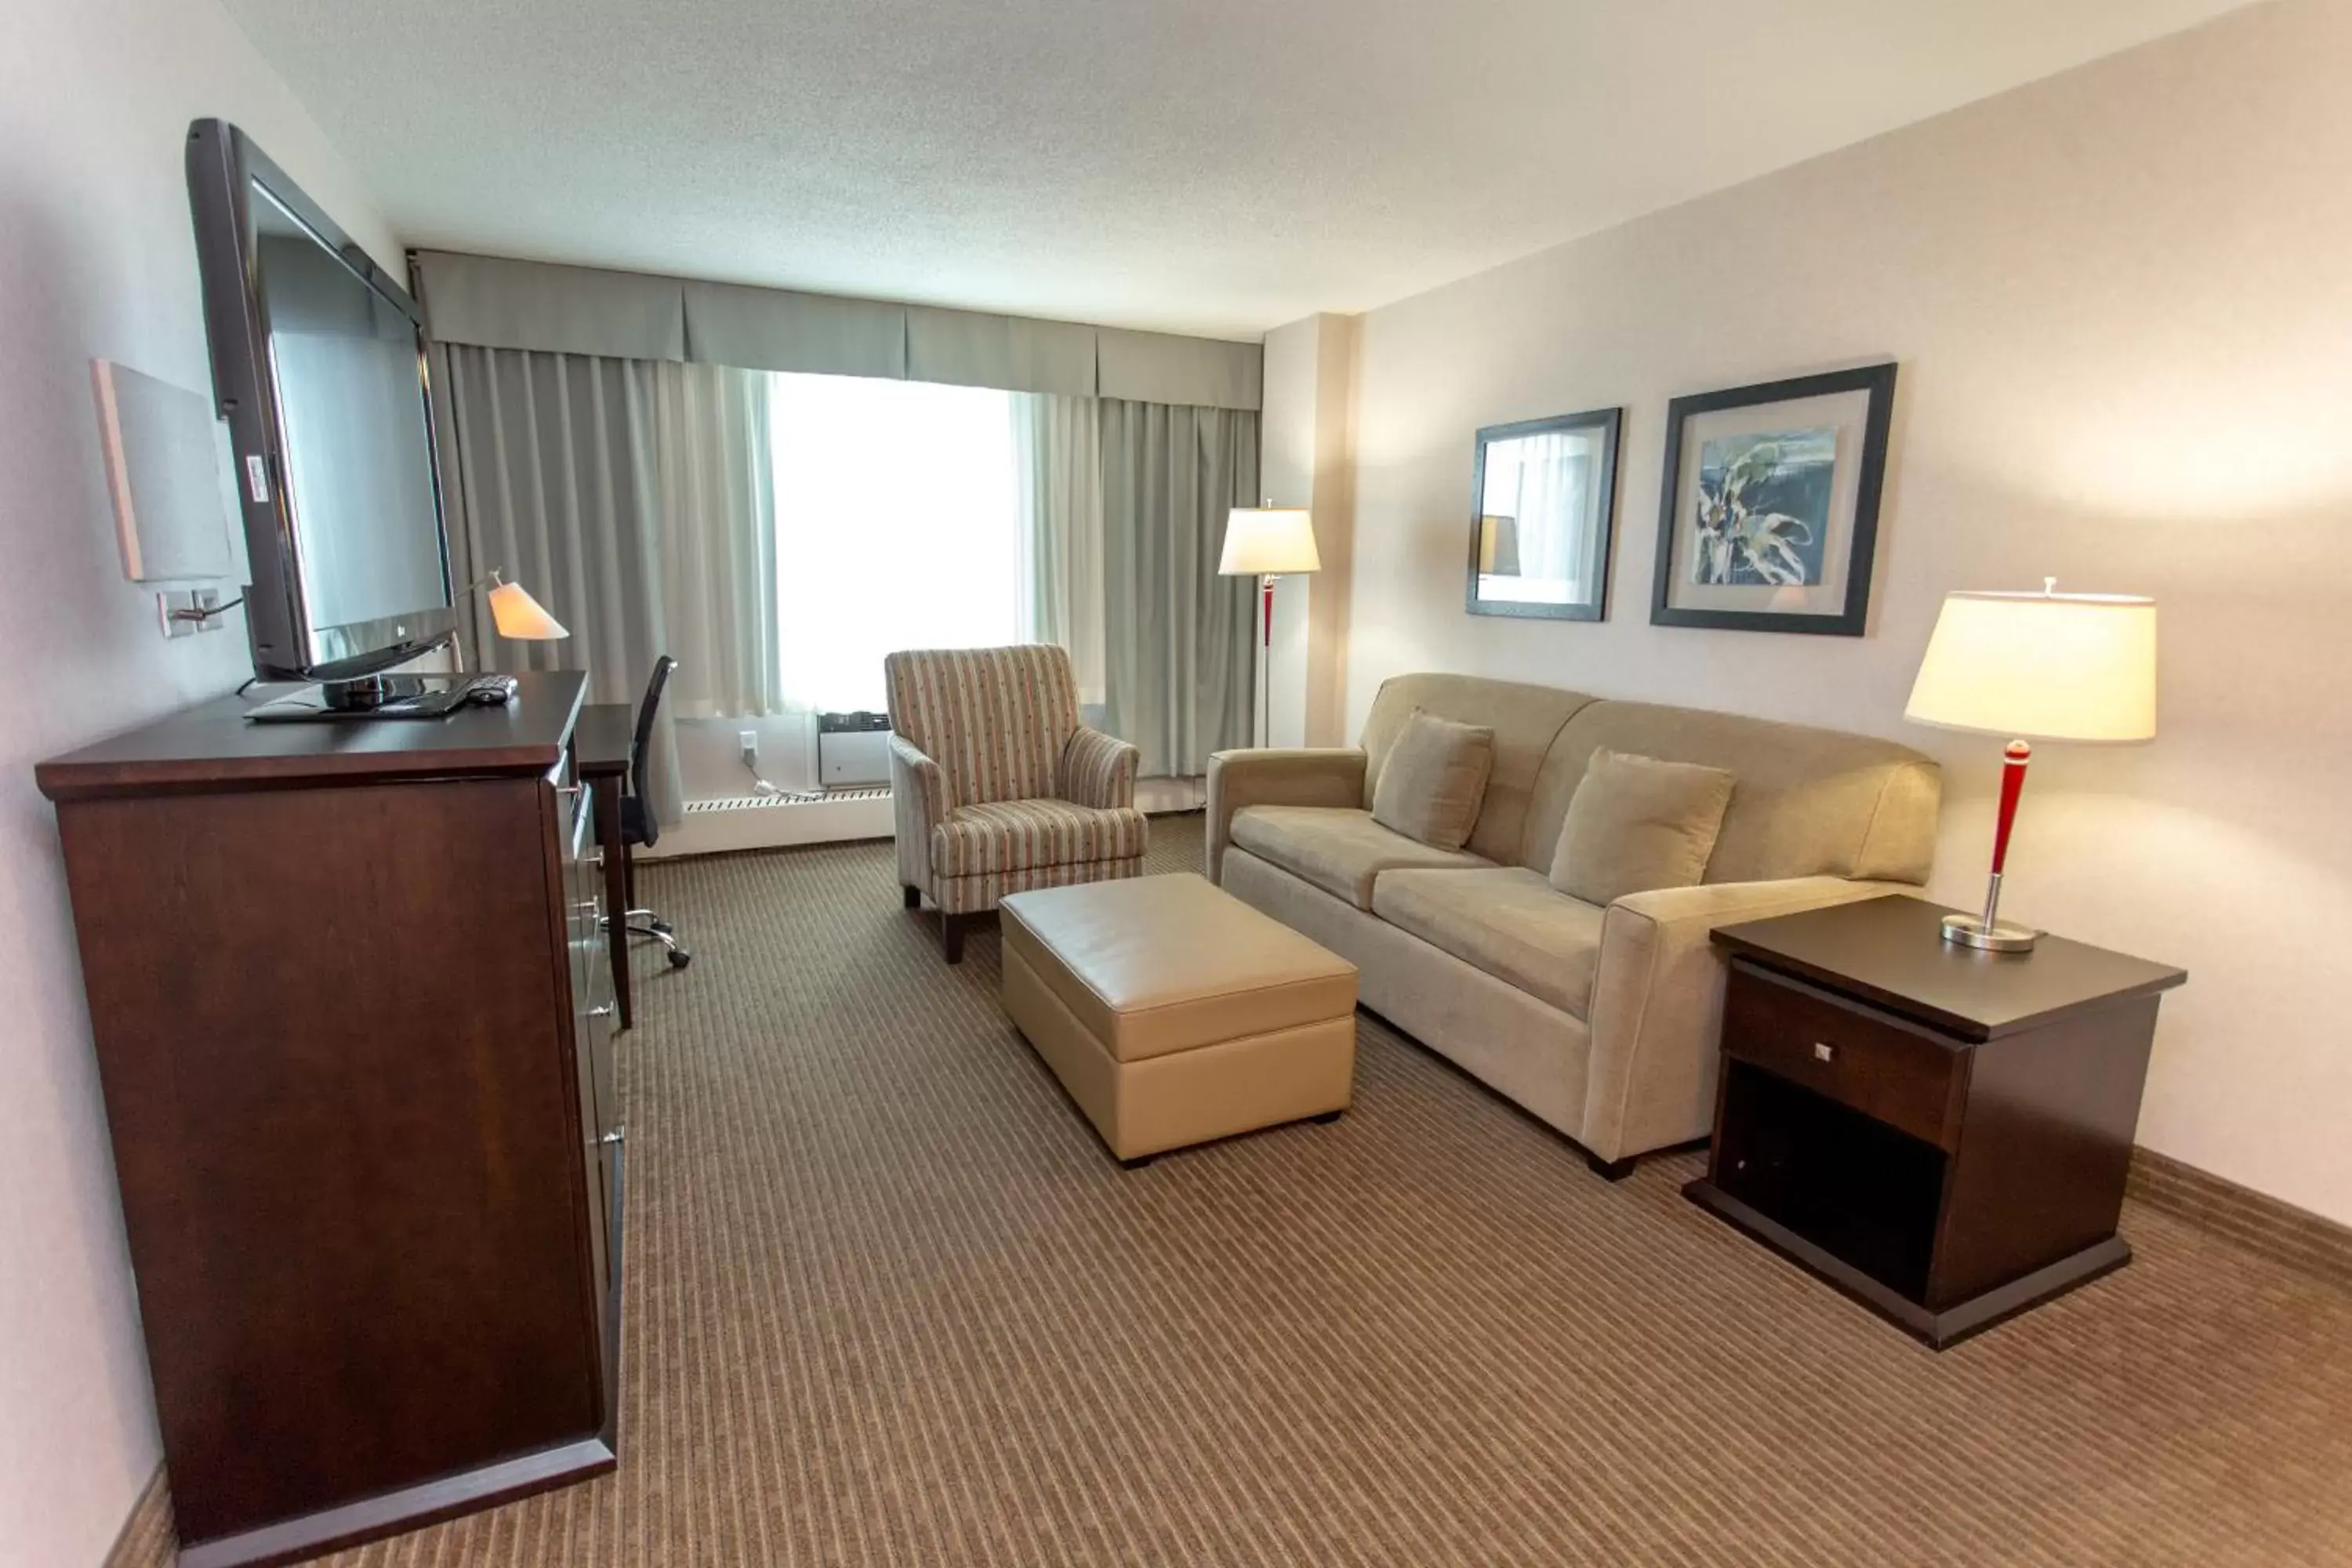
left=1203, top=747, right=1368, bottom=884
left=889, top=734, right=950, bottom=895
left=1061, top=725, right=1140, bottom=810
left=1579, top=878, right=1912, bottom=1163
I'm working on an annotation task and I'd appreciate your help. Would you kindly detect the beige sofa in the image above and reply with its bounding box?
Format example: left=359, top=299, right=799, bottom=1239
left=1206, top=673, right=1941, bottom=1176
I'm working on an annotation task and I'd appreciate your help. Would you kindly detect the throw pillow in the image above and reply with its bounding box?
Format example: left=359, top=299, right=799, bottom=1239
left=1370, top=709, right=1496, bottom=851
left=1549, top=749, right=1736, bottom=906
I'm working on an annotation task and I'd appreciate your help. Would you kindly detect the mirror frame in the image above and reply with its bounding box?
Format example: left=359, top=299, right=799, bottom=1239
left=1465, top=406, right=1623, bottom=622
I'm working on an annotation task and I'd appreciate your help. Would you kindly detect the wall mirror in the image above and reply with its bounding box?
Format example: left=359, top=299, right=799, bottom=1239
left=1466, top=406, right=1622, bottom=621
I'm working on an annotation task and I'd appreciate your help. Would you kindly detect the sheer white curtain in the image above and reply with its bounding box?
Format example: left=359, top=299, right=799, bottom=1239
left=770, top=373, right=1022, bottom=713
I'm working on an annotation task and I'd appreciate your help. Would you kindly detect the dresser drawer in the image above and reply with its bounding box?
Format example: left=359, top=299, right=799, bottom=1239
left=1722, top=960, right=1965, bottom=1149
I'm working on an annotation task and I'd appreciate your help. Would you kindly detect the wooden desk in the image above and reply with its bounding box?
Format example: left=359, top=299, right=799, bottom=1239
left=1686, top=894, right=2186, bottom=1349
left=574, top=702, right=635, bottom=1031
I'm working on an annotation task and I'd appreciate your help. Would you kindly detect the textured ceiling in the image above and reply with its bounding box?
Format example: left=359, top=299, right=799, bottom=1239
left=220, top=0, right=2256, bottom=339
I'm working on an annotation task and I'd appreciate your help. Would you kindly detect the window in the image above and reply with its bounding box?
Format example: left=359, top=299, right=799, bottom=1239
left=769, top=373, right=1022, bottom=713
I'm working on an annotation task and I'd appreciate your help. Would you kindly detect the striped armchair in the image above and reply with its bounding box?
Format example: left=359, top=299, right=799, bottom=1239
left=885, top=644, right=1147, bottom=962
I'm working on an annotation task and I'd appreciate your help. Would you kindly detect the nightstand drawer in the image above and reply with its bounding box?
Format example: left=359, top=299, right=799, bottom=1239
left=1722, top=960, right=1964, bottom=1149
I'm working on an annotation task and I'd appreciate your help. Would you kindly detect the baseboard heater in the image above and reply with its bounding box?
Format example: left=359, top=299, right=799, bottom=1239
left=684, top=787, right=887, bottom=815
left=817, top=710, right=891, bottom=789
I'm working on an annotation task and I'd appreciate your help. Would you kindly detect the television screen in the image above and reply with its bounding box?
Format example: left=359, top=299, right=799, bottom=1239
left=188, top=120, right=455, bottom=682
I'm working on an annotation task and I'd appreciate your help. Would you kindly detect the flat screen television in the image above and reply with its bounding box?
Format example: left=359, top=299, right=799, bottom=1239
left=186, top=118, right=456, bottom=684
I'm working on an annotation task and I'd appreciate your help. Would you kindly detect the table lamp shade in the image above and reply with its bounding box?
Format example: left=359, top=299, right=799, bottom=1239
left=1905, top=589, right=2156, bottom=743
left=487, top=576, right=568, bottom=640
left=1219, top=506, right=1320, bottom=576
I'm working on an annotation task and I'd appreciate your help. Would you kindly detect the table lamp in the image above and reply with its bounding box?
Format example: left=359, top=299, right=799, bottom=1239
left=482, top=571, right=568, bottom=640
left=1904, top=579, right=2156, bottom=952
left=1219, top=503, right=1320, bottom=747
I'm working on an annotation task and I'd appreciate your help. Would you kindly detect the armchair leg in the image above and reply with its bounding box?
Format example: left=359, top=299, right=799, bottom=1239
left=902, top=884, right=921, bottom=909
left=942, top=913, right=967, bottom=965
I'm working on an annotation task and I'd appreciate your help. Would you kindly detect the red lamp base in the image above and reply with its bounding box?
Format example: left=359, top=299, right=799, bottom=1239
left=1942, top=738, right=2040, bottom=953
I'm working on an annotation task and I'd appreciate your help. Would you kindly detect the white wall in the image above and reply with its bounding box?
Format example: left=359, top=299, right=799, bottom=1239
left=0, top=5, right=395, bottom=1561
left=1341, top=0, right=2352, bottom=1224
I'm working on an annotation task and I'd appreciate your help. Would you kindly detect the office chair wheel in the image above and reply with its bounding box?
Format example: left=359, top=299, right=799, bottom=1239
left=667, top=948, right=692, bottom=970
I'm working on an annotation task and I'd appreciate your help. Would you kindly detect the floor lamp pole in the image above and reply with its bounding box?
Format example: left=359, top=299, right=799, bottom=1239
left=1257, top=573, right=1275, bottom=748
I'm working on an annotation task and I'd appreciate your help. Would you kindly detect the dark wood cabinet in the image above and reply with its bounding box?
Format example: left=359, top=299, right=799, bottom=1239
left=35, top=673, right=622, bottom=1568
left=1686, top=895, right=2185, bottom=1349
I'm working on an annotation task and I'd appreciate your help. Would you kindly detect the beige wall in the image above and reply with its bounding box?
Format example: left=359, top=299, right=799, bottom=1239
left=0, top=2, right=396, bottom=1560
left=1341, top=0, right=2352, bottom=1223
left=1261, top=312, right=1360, bottom=746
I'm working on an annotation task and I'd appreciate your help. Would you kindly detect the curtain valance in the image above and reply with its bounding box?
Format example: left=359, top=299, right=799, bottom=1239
left=906, top=304, right=1097, bottom=397
left=683, top=280, right=907, bottom=379
left=416, top=252, right=688, bottom=361
left=412, top=249, right=1261, bottom=408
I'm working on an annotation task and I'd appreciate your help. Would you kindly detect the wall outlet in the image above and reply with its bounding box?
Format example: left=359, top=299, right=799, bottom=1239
left=158, top=587, right=234, bottom=638
left=157, top=590, right=201, bottom=639
left=739, top=730, right=759, bottom=768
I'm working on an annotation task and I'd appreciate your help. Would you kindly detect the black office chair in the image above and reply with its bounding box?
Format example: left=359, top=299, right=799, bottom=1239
left=619, top=655, right=691, bottom=970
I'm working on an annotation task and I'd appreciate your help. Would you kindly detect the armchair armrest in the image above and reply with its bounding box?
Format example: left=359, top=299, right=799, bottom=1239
left=1061, top=726, right=1140, bottom=810
left=889, top=734, right=950, bottom=895
left=1203, top=747, right=1368, bottom=884
left=1579, top=878, right=1912, bottom=1162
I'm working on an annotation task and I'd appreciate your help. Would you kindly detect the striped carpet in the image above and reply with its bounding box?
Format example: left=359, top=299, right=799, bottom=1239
left=310, top=816, right=2352, bottom=1567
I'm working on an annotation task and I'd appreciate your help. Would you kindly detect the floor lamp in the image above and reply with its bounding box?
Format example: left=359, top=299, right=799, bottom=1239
left=1218, top=503, right=1320, bottom=748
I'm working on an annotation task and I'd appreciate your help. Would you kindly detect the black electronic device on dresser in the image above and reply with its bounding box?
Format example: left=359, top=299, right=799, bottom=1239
left=1686, top=894, right=2185, bottom=1349
left=35, top=672, right=621, bottom=1567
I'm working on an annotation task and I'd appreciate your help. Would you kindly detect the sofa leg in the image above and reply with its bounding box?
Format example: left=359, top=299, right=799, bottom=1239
left=1585, top=1150, right=1636, bottom=1181
left=942, top=913, right=966, bottom=964
left=902, top=884, right=921, bottom=909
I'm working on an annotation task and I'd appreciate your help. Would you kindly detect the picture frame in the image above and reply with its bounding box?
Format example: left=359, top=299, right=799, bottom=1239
left=1649, top=363, right=1896, bottom=636
left=1465, top=406, right=1622, bottom=622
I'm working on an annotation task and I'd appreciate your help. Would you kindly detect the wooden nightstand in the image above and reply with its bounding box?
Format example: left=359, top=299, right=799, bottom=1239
left=1685, top=895, right=2186, bottom=1348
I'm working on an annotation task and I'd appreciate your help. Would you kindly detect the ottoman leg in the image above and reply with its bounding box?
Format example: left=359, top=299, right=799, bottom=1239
left=942, top=913, right=967, bottom=964
left=902, top=884, right=921, bottom=909
left=1311, top=1110, right=1345, bottom=1125
left=1120, top=1152, right=1156, bottom=1171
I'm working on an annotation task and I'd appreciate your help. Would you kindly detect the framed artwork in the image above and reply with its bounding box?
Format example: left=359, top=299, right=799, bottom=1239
left=1466, top=406, right=1622, bottom=622
left=1650, top=363, right=1896, bottom=636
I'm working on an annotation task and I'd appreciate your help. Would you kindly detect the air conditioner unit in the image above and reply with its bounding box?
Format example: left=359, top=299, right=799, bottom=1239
left=817, top=710, right=891, bottom=789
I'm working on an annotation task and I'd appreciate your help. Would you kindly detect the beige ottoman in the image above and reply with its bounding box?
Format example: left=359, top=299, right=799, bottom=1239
left=999, top=872, right=1359, bottom=1167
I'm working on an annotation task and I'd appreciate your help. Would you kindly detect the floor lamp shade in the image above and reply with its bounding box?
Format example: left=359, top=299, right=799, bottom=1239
left=1219, top=507, right=1320, bottom=576
left=1904, top=583, right=2156, bottom=951
left=1478, top=514, right=1520, bottom=577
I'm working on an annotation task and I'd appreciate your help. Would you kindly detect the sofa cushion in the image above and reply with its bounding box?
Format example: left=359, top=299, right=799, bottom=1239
left=1523, top=700, right=1938, bottom=883
left=1370, top=709, right=1495, bottom=851
left=1360, top=674, right=1597, bottom=865
left=932, top=797, right=1149, bottom=879
left=1372, top=867, right=1607, bottom=1021
left=1229, top=806, right=1488, bottom=909
left=1548, top=749, right=1735, bottom=906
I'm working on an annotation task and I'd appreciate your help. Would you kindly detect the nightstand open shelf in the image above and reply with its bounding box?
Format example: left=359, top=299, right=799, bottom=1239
left=1685, top=895, right=2185, bottom=1349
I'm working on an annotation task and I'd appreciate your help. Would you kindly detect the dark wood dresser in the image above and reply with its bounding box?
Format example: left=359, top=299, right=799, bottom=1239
left=35, top=673, right=622, bottom=1568
left=1686, top=895, right=2185, bottom=1349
